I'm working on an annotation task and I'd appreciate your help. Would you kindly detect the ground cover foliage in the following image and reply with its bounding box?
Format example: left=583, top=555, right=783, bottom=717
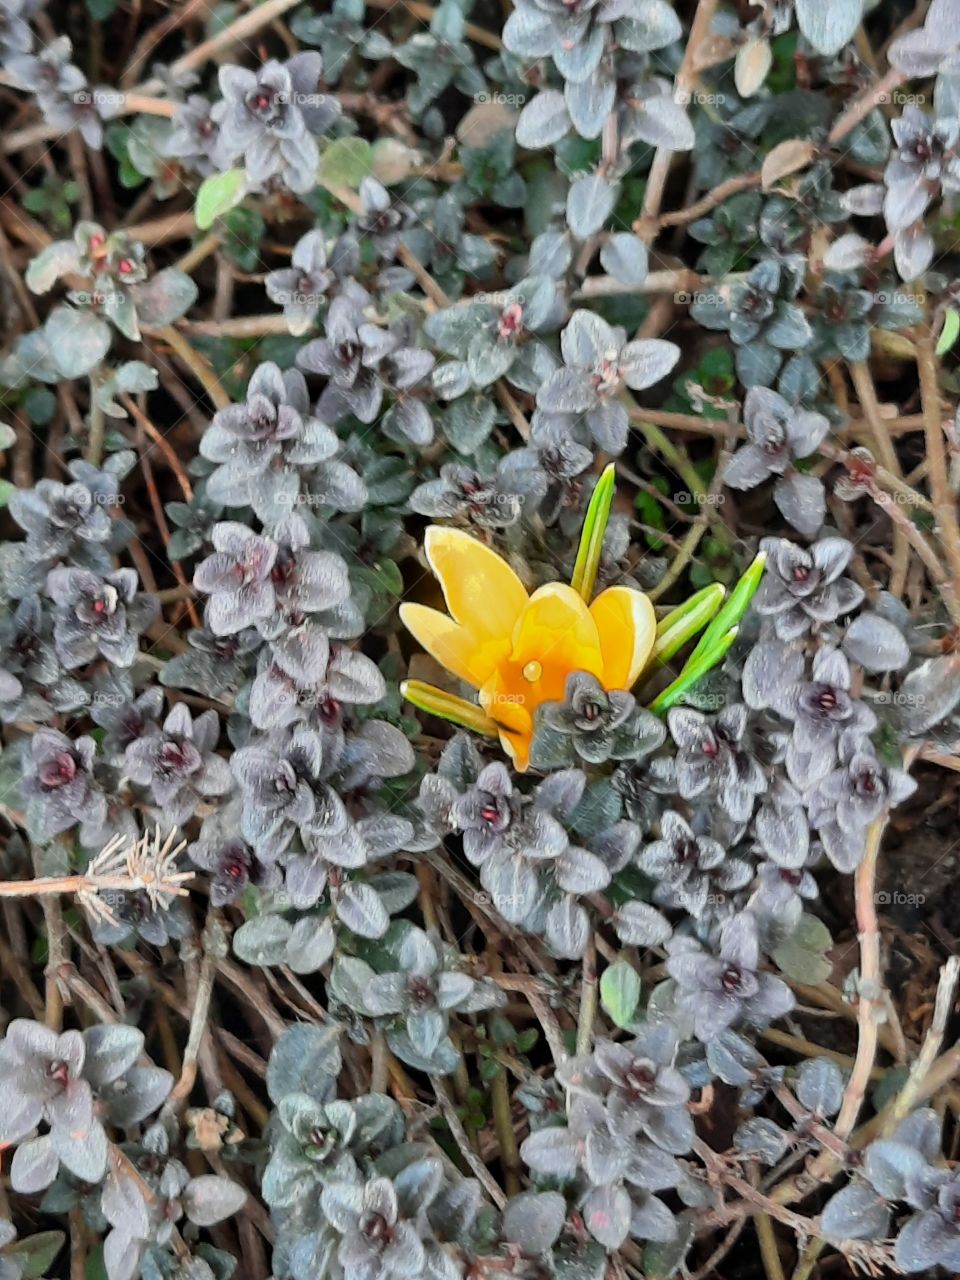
left=4, top=1, right=960, bottom=1278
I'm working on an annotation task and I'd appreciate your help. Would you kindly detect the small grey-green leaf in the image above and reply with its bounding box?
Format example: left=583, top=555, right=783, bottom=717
left=46, top=307, right=111, bottom=380
left=195, top=168, right=247, bottom=230
left=233, top=914, right=292, bottom=967
left=335, top=881, right=390, bottom=938
left=795, top=0, right=863, bottom=55
left=567, top=173, right=617, bottom=239
left=26, top=241, right=80, bottom=294
left=600, top=960, right=641, bottom=1028
left=319, top=137, right=374, bottom=189
left=285, top=915, right=336, bottom=973
left=266, top=1024, right=342, bottom=1104
left=182, top=1176, right=247, bottom=1227
left=599, top=235, right=648, bottom=286
left=132, top=269, right=198, bottom=326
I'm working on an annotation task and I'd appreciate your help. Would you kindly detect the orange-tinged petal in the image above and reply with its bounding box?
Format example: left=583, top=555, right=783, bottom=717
left=590, top=585, right=656, bottom=689
left=499, top=726, right=532, bottom=772
left=509, top=583, right=604, bottom=704
left=424, top=526, right=528, bottom=643
left=399, top=603, right=507, bottom=689
left=478, top=669, right=536, bottom=772
left=478, top=669, right=533, bottom=733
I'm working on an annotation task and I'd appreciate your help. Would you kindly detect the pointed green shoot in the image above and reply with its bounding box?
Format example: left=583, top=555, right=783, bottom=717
left=571, top=463, right=617, bottom=602
left=647, top=626, right=740, bottom=715
left=655, top=583, right=727, bottom=640
left=644, top=552, right=765, bottom=716
left=649, top=583, right=726, bottom=670
left=401, top=680, right=500, bottom=738
left=937, top=307, right=960, bottom=357
left=687, top=550, right=766, bottom=669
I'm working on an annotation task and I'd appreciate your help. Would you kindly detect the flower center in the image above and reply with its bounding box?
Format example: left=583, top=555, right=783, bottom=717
left=40, top=752, right=77, bottom=788
left=46, top=1059, right=70, bottom=1088
left=318, top=697, right=341, bottom=727
left=855, top=769, right=879, bottom=796
left=407, top=975, right=436, bottom=1011
left=676, top=837, right=699, bottom=865
left=306, top=1127, right=335, bottom=1160
left=498, top=303, right=524, bottom=339
left=624, top=1061, right=656, bottom=1096
left=721, top=965, right=744, bottom=994
left=592, top=352, right=621, bottom=397
left=271, top=552, right=297, bottom=586
left=361, top=1213, right=392, bottom=1244
left=740, top=289, right=765, bottom=316
left=218, top=843, right=250, bottom=883
left=161, top=741, right=193, bottom=775
left=758, top=420, right=786, bottom=453
left=248, top=89, right=280, bottom=120
left=908, top=136, right=940, bottom=164
left=522, top=661, right=542, bottom=682
left=480, top=797, right=501, bottom=825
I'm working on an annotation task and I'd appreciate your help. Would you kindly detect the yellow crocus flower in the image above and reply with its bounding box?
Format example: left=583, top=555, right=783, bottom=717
left=400, top=526, right=656, bottom=771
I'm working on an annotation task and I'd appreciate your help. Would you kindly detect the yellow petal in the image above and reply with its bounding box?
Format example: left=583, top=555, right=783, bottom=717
left=424, top=526, right=528, bottom=643
left=590, top=585, right=656, bottom=689
left=509, top=583, right=604, bottom=703
left=399, top=603, right=506, bottom=689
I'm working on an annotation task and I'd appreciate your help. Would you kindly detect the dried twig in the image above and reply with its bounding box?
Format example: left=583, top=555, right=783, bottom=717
left=832, top=813, right=888, bottom=1143
left=881, top=954, right=960, bottom=1135
left=0, top=827, right=193, bottom=926
left=916, top=331, right=960, bottom=628
left=432, top=1081, right=507, bottom=1208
